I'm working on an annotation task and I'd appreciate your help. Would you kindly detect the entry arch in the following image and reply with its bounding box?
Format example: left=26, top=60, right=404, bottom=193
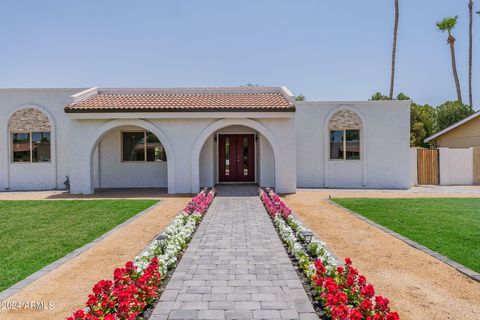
left=191, top=118, right=281, bottom=192
left=83, top=119, right=176, bottom=194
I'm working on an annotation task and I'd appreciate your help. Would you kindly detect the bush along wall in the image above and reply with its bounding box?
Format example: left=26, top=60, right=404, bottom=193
left=259, top=188, right=400, bottom=320
left=67, top=188, right=216, bottom=320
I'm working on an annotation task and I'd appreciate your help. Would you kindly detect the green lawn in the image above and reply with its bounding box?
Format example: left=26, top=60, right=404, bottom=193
left=0, top=200, right=157, bottom=291
left=332, top=198, right=480, bottom=273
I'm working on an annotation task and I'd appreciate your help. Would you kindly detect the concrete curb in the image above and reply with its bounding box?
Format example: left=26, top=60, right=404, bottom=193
left=0, top=200, right=164, bottom=302
left=329, top=200, right=480, bottom=283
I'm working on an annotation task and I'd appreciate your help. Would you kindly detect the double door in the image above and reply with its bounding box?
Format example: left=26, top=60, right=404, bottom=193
left=218, top=134, right=255, bottom=182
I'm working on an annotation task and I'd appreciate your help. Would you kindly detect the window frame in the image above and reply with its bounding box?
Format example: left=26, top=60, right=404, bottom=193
left=329, top=129, right=361, bottom=161
left=11, top=131, right=52, bottom=164
left=121, top=130, right=166, bottom=163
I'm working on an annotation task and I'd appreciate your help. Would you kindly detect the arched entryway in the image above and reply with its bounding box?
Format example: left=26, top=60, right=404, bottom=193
left=191, top=119, right=280, bottom=192
left=79, top=119, right=175, bottom=194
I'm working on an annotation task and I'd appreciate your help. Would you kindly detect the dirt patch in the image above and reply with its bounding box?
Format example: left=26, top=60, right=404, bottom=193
left=0, top=197, right=189, bottom=320
left=284, top=191, right=480, bottom=320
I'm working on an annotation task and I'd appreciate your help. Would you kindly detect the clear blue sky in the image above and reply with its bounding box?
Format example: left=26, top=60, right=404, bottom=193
left=0, top=0, right=478, bottom=107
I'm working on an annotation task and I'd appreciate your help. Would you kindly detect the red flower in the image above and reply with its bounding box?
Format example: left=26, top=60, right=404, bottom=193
left=314, top=259, right=326, bottom=274
left=386, top=312, right=400, bottom=320
left=344, top=258, right=352, bottom=266
left=375, top=296, right=390, bottom=312
left=331, top=304, right=349, bottom=319
left=360, top=299, right=373, bottom=311
left=349, top=309, right=363, bottom=320
left=361, top=284, right=375, bottom=299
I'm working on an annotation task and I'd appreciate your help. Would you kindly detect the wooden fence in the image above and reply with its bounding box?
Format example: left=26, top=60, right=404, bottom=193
left=417, top=149, right=439, bottom=185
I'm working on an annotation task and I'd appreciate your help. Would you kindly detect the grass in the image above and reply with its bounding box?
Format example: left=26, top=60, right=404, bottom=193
left=332, top=198, right=480, bottom=273
left=0, top=200, right=157, bottom=291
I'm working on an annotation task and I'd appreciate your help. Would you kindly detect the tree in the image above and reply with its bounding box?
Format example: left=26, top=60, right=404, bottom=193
left=410, top=103, right=435, bottom=147
left=389, top=0, right=400, bottom=99
left=396, top=92, right=411, bottom=100
left=295, top=94, right=306, bottom=101
left=469, top=1, right=474, bottom=107
left=435, top=100, right=474, bottom=131
left=371, top=92, right=390, bottom=100
left=437, top=16, right=463, bottom=102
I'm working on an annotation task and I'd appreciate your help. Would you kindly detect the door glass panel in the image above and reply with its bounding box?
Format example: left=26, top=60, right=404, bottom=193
left=243, top=137, right=248, bottom=176
left=225, top=137, right=230, bottom=176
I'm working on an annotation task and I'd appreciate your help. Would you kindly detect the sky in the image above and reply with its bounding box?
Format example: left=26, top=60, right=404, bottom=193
left=0, top=0, right=478, bottom=108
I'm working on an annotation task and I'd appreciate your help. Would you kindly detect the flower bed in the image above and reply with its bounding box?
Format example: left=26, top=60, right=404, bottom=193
left=68, top=188, right=216, bottom=320
left=259, top=188, right=399, bottom=320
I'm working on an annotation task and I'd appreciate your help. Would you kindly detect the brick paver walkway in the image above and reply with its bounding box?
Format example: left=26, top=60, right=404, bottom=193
left=150, top=189, right=318, bottom=320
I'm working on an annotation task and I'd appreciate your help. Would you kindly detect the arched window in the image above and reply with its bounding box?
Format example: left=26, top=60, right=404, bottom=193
left=328, top=110, right=362, bottom=160
left=8, top=108, right=52, bottom=163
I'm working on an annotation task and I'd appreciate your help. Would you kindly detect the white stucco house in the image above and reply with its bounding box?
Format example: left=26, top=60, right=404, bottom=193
left=0, top=87, right=411, bottom=194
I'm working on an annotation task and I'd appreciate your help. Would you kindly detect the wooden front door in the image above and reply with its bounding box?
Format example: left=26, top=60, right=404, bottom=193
left=218, top=134, right=255, bottom=182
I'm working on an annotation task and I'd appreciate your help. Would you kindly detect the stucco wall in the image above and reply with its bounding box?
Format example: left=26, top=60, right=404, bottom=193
left=439, top=147, right=474, bottom=185
left=0, top=88, right=85, bottom=190
left=259, top=134, right=275, bottom=188
left=95, top=126, right=168, bottom=188
left=67, top=115, right=296, bottom=194
left=410, top=148, right=418, bottom=186
left=435, top=116, right=480, bottom=148
left=295, top=101, right=411, bottom=189
left=1, top=89, right=412, bottom=193
left=199, top=137, right=214, bottom=188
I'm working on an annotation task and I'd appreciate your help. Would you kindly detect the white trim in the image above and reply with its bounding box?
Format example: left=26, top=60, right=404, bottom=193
left=424, top=111, right=480, bottom=143
left=71, top=87, right=98, bottom=103
left=96, top=86, right=291, bottom=95
left=67, top=112, right=295, bottom=120
left=296, top=100, right=411, bottom=106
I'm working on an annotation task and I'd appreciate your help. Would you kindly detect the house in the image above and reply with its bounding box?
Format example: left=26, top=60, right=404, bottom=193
left=0, top=87, right=411, bottom=194
left=424, top=112, right=480, bottom=185
left=425, top=111, right=480, bottom=148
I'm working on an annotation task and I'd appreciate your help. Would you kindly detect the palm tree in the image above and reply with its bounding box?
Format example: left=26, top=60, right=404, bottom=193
left=468, top=1, right=473, bottom=107
left=437, top=16, right=463, bottom=102
left=389, top=0, right=400, bottom=100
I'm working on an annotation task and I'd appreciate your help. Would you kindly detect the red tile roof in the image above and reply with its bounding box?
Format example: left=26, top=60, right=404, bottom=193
left=65, top=87, right=295, bottom=113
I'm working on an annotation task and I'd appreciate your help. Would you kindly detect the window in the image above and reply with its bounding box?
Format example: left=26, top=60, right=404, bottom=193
left=122, top=131, right=167, bottom=162
left=330, top=129, right=360, bottom=160
left=12, top=132, right=51, bottom=163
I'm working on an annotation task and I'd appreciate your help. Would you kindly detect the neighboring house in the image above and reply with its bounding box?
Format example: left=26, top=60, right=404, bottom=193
left=424, top=111, right=480, bottom=148
left=0, top=87, right=411, bottom=194
left=424, top=112, right=480, bottom=185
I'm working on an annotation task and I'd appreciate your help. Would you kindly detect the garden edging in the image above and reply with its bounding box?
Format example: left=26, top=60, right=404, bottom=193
left=0, top=201, right=165, bottom=303
left=329, top=200, right=480, bottom=283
